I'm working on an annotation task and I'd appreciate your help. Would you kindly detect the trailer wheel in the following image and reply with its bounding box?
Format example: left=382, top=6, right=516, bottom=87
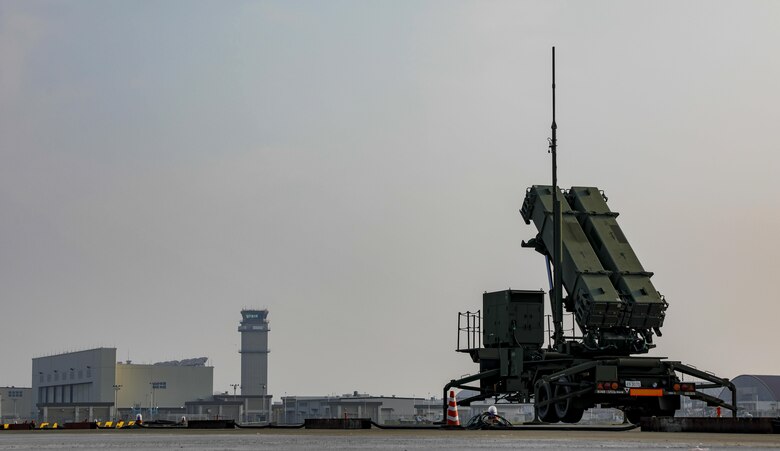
left=624, top=409, right=642, bottom=425
left=535, top=382, right=559, bottom=423
left=553, top=378, right=584, bottom=423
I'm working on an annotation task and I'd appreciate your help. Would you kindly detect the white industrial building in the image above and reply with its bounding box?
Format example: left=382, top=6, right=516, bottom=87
left=32, top=348, right=116, bottom=422
left=0, top=387, right=34, bottom=422
left=273, top=392, right=444, bottom=425
left=31, top=348, right=213, bottom=423
left=115, top=357, right=213, bottom=420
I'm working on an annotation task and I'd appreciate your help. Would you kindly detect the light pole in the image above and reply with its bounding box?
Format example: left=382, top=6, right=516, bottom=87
left=230, top=384, right=240, bottom=422
left=261, top=384, right=267, bottom=423
left=149, top=383, right=156, bottom=420
left=113, top=385, right=122, bottom=421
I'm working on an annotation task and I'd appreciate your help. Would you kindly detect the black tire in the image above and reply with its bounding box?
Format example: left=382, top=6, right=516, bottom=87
left=624, top=409, right=642, bottom=425
left=564, top=407, right=584, bottom=423
left=553, top=378, right=584, bottom=424
left=535, top=382, right=559, bottom=423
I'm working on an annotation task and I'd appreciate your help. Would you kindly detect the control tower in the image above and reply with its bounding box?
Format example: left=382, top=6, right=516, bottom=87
left=238, top=309, right=269, bottom=396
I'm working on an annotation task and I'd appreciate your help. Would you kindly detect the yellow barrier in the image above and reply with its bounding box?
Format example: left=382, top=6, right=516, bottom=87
left=39, top=422, right=49, bottom=429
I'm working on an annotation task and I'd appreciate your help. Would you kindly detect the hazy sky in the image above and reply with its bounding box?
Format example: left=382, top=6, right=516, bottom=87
left=2, top=1, right=779, bottom=399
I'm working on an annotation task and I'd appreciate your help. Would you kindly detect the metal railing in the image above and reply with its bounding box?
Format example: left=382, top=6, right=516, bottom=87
left=457, top=310, right=481, bottom=351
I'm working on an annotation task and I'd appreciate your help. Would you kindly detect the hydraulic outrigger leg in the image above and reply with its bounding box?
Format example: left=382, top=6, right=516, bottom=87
left=441, top=369, right=500, bottom=422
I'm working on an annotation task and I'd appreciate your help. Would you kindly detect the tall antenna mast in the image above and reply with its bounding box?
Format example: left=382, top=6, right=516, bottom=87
left=550, top=46, right=564, bottom=348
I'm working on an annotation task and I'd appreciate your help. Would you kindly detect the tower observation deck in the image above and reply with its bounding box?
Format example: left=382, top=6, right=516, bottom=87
left=238, top=309, right=269, bottom=396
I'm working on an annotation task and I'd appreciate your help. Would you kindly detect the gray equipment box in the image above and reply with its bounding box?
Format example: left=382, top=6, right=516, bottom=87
left=483, top=290, right=545, bottom=348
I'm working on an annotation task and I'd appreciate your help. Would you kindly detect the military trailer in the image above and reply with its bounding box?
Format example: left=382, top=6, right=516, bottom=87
left=443, top=49, right=737, bottom=424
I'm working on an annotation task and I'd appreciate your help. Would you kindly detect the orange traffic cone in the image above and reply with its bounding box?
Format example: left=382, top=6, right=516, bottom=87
left=446, top=390, right=460, bottom=426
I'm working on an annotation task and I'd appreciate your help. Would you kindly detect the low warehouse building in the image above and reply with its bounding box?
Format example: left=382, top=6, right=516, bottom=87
left=0, top=387, right=34, bottom=422
left=718, top=374, right=780, bottom=417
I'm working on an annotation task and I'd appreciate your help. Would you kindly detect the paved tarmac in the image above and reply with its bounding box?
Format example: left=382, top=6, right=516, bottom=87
left=0, top=429, right=779, bottom=450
